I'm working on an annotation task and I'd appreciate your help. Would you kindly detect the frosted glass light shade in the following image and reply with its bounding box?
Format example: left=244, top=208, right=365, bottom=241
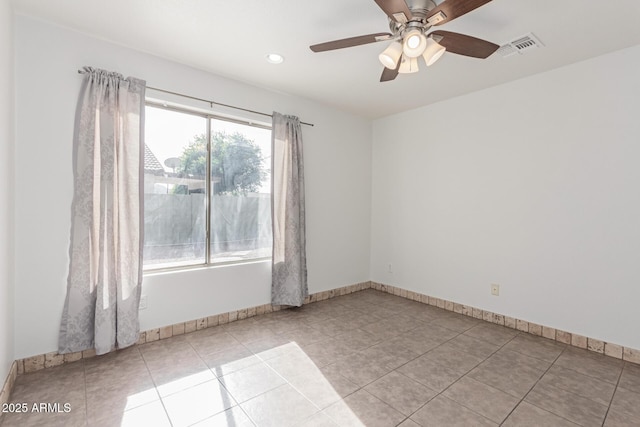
left=422, top=38, right=446, bottom=66
left=379, top=42, right=403, bottom=69
left=403, top=30, right=427, bottom=58
left=398, top=55, right=419, bottom=74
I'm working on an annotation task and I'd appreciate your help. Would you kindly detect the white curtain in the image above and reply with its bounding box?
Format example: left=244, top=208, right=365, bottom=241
left=59, top=67, right=146, bottom=355
left=271, top=112, right=307, bottom=306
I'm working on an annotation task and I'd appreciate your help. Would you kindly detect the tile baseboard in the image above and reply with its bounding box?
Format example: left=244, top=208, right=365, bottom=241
left=370, top=281, right=639, bottom=364
left=0, top=360, right=18, bottom=422
left=12, top=281, right=372, bottom=375
left=8, top=279, right=640, bottom=384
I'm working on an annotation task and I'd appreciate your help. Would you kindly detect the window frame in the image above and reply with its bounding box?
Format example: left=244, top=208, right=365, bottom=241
left=143, top=100, right=273, bottom=273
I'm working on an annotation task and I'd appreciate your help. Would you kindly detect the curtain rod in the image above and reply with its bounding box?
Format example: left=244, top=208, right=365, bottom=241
left=77, top=69, right=314, bottom=127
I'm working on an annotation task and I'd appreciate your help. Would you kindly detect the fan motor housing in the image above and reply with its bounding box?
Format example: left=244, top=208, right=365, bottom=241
left=388, top=0, right=438, bottom=34
left=406, top=0, right=437, bottom=19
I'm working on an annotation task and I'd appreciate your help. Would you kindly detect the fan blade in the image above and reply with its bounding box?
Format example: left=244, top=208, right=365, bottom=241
left=380, top=58, right=401, bottom=82
left=426, top=0, right=492, bottom=26
left=431, top=30, right=499, bottom=58
left=310, top=32, right=393, bottom=52
left=374, top=0, right=413, bottom=23
left=380, top=66, right=399, bottom=82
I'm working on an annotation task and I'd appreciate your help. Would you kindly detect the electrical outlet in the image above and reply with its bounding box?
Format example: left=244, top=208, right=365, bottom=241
left=491, top=284, right=500, bottom=296
left=388, top=263, right=393, bottom=273
left=139, top=295, right=147, bottom=310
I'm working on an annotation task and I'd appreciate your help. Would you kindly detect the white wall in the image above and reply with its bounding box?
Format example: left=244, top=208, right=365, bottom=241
left=371, top=45, right=640, bottom=349
left=14, top=15, right=372, bottom=359
left=0, top=0, right=14, bottom=382
left=15, top=12, right=638, bottom=363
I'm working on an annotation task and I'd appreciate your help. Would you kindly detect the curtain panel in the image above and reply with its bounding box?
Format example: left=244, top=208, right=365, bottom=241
left=271, top=112, right=308, bottom=306
left=59, top=66, right=146, bottom=355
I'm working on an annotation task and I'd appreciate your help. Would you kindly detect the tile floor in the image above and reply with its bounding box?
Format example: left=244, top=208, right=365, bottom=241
left=2, top=289, right=640, bottom=427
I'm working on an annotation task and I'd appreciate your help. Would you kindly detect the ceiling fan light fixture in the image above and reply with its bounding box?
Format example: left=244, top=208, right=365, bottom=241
left=378, top=41, right=403, bottom=69
left=402, top=30, right=427, bottom=58
left=422, top=38, right=446, bottom=66
left=398, top=55, right=419, bottom=74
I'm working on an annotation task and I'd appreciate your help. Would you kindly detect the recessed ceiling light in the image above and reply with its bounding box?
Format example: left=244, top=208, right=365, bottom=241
left=265, top=53, right=284, bottom=64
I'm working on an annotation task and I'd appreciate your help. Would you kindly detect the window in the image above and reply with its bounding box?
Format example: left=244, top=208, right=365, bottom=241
left=143, top=104, right=272, bottom=270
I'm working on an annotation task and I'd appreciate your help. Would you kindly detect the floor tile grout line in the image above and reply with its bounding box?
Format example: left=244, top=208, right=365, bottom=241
left=81, top=359, right=88, bottom=427
left=498, top=344, right=574, bottom=426
left=542, top=357, right=623, bottom=396
left=514, top=401, right=582, bottom=427
left=238, top=293, right=458, bottom=423
left=220, top=341, right=324, bottom=421
left=337, top=318, right=470, bottom=392
left=207, top=340, right=259, bottom=427
left=435, top=331, right=521, bottom=422
left=529, top=370, right=619, bottom=407
left=524, top=344, right=624, bottom=409
left=551, top=351, right=625, bottom=387
left=395, top=324, right=521, bottom=425
left=184, top=293, right=390, bottom=425
left=213, top=361, right=258, bottom=427
left=165, top=335, right=257, bottom=425
left=505, top=331, right=568, bottom=365
left=236, top=361, right=324, bottom=425
left=138, top=343, right=177, bottom=426
left=600, top=360, right=625, bottom=427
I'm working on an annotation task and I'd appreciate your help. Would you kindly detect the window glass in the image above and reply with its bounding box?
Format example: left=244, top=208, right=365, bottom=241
left=143, top=106, right=207, bottom=269
left=143, top=105, right=272, bottom=270
left=209, top=119, right=272, bottom=263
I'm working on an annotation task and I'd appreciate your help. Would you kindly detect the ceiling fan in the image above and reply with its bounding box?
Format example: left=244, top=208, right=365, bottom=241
left=310, top=0, right=499, bottom=82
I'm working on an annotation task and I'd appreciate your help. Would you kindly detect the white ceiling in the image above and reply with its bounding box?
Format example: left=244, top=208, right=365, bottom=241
left=12, top=0, right=640, bottom=118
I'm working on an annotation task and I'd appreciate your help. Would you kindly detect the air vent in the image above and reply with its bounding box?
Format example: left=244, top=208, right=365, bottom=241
left=498, top=33, right=544, bottom=58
